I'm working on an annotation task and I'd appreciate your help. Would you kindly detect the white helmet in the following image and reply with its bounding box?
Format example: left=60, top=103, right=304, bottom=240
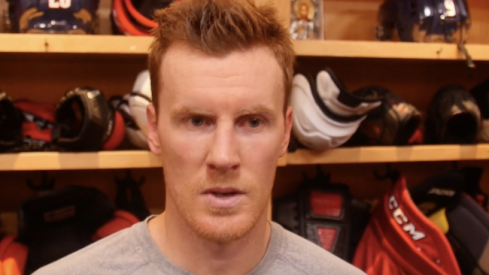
left=110, top=94, right=148, bottom=149
left=128, top=70, right=152, bottom=138
left=290, top=69, right=382, bottom=150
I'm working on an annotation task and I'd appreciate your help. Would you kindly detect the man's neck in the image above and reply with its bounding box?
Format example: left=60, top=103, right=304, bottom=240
left=148, top=208, right=271, bottom=275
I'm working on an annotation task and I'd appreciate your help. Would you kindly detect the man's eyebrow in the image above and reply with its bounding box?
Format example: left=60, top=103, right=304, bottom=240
left=237, top=105, right=275, bottom=116
left=171, top=107, right=214, bottom=117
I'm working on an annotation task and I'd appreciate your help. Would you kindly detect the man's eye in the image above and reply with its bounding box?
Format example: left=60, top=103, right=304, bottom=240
left=248, top=117, right=262, bottom=128
left=191, top=117, right=205, bottom=126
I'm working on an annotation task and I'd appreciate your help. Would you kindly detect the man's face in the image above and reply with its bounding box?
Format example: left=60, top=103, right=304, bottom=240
left=147, top=44, right=292, bottom=243
left=300, top=4, right=308, bottom=20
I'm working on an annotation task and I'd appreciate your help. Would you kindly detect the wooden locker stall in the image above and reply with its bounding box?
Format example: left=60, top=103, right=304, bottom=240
left=0, top=0, right=488, bottom=241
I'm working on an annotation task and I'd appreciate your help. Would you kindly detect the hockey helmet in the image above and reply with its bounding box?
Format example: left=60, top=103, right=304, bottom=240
left=377, top=0, right=471, bottom=43
left=425, top=85, right=481, bottom=144
left=377, top=0, right=473, bottom=67
left=0, top=92, right=23, bottom=152
left=112, top=0, right=174, bottom=35
left=290, top=69, right=382, bottom=150
left=128, top=70, right=152, bottom=139
left=349, top=86, right=422, bottom=146
left=10, top=0, right=99, bottom=33
left=52, top=87, right=125, bottom=151
left=110, top=94, right=149, bottom=149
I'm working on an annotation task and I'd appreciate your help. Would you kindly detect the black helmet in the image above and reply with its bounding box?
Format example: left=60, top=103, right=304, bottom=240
left=377, top=0, right=470, bottom=42
left=376, top=0, right=473, bottom=67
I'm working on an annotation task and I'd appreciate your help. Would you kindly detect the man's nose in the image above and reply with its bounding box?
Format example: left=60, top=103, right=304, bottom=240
left=206, top=122, right=240, bottom=172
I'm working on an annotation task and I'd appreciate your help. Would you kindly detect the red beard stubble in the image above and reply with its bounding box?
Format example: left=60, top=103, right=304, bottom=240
left=167, top=169, right=271, bottom=244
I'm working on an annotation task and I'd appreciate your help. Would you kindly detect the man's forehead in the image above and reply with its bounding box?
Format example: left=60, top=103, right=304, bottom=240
left=160, top=43, right=283, bottom=85
left=156, top=43, right=286, bottom=114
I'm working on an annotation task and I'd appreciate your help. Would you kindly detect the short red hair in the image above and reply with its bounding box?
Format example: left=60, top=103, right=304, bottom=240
left=148, top=0, right=295, bottom=112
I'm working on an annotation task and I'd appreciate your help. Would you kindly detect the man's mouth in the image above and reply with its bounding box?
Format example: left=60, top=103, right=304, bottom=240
left=204, top=187, right=244, bottom=196
left=202, top=187, right=246, bottom=208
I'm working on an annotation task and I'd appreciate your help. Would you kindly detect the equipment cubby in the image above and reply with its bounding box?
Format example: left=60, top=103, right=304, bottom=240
left=1, top=0, right=489, bottom=236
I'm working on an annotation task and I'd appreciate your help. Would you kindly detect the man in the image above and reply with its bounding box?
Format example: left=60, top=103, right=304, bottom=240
left=34, top=0, right=365, bottom=274
left=290, top=2, right=315, bottom=40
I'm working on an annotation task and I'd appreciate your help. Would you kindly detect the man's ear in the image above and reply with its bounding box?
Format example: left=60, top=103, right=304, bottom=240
left=147, top=103, right=161, bottom=155
left=279, top=106, right=293, bottom=158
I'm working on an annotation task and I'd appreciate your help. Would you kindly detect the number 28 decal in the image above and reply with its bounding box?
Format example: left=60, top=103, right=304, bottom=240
left=49, top=0, right=71, bottom=9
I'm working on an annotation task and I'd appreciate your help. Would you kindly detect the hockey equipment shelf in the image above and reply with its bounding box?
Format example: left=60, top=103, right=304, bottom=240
left=1, top=34, right=488, bottom=61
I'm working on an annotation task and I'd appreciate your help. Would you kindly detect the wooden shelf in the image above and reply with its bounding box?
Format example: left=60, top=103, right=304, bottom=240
left=2, top=145, right=489, bottom=171
left=1, top=34, right=489, bottom=61
left=287, top=145, right=489, bottom=165
left=0, top=34, right=152, bottom=54
left=0, top=151, right=287, bottom=171
left=293, top=40, right=489, bottom=61
left=0, top=151, right=161, bottom=171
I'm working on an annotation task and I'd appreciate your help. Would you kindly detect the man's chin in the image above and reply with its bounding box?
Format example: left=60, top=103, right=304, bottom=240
left=188, top=213, right=258, bottom=244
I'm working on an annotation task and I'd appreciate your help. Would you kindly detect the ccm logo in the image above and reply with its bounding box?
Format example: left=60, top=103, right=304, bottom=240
left=388, top=195, right=426, bottom=241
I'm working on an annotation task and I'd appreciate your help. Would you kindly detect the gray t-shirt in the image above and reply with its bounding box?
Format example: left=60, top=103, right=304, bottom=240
left=33, top=217, right=365, bottom=275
